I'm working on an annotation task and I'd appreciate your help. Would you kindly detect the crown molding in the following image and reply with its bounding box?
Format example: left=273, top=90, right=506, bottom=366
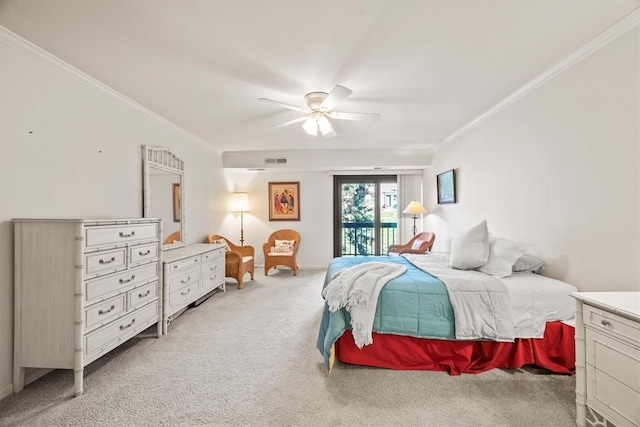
left=0, top=26, right=216, bottom=153
left=441, top=7, right=640, bottom=146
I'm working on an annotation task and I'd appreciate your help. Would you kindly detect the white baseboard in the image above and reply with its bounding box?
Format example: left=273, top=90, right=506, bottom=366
left=0, top=382, right=13, bottom=400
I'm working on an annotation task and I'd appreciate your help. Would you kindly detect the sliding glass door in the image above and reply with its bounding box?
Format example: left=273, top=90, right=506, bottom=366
left=333, top=175, right=397, bottom=257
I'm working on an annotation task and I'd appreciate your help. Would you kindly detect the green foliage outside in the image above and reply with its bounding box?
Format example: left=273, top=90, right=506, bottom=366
left=342, top=184, right=374, bottom=255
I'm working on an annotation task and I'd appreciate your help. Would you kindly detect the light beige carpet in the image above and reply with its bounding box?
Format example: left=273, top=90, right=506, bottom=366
left=0, top=268, right=576, bottom=426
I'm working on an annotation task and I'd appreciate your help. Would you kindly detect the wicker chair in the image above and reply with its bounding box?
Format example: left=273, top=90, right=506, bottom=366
left=163, top=230, right=181, bottom=245
left=263, top=229, right=301, bottom=276
left=205, top=234, right=255, bottom=289
left=387, top=231, right=435, bottom=256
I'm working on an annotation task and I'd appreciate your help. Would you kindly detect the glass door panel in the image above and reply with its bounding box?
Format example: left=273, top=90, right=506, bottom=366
left=333, top=176, right=397, bottom=257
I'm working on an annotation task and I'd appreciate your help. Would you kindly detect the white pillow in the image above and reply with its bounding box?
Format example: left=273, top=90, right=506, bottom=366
left=450, top=220, right=490, bottom=270
left=210, top=239, right=230, bottom=252
left=513, top=254, right=546, bottom=273
left=274, top=239, right=295, bottom=252
left=477, top=238, right=528, bottom=278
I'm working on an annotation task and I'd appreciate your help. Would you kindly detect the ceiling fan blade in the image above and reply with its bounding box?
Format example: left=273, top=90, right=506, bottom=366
left=320, top=85, right=353, bottom=111
left=329, top=111, right=381, bottom=122
left=269, top=116, right=307, bottom=129
left=258, top=98, right=305, bottom=112
left=322, top=129, right=337, bottom=138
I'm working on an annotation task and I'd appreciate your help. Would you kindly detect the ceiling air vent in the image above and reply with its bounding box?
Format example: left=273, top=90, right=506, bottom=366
left=264, top=158, right=287, bottom=166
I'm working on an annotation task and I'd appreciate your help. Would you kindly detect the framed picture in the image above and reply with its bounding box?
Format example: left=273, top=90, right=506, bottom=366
left=172, top=183, right=182, bottom=222
left=437, top=169, right=456, bottom=204
left=269, top=182, right=300, bottom=221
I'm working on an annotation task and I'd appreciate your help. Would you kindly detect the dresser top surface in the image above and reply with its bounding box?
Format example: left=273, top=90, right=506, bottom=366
left=163, top=243, right=224, bottom=263
left=572, top=291, right=640, bottom=321
left=13, top=218, right=161, bottom=224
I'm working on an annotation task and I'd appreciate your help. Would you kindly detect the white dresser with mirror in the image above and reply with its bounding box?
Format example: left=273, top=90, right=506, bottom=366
left=13, top=218, right=163, bottom=396
left=142, top=146, right=225, bottom=334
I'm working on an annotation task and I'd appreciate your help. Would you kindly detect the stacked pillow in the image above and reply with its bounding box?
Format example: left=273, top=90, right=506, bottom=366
left=273, top=239, right=295, bottom=253
left=210, top=239, right=231, bottom=252
left=450, top=220, right=545, bottom=278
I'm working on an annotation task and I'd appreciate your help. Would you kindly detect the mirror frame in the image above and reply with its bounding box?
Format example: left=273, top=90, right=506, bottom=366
left=142, top=145, right=185, bottom=250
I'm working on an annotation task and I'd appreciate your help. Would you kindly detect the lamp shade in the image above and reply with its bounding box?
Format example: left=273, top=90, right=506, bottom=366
left=229, top=192, right=250, bottom=212
left=403, top=200, right=427, bottom=215
left=302, top=117, right=318, bottom=136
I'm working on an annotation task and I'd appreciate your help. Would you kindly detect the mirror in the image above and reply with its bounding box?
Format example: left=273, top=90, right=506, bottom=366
left=142, top=145, right=185, bottom=250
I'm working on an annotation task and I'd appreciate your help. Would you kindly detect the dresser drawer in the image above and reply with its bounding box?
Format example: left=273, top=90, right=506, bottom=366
left=165, top=268, right=200, bottom=294
left=85, top=248, right=127, bottom=276
left=85, top=263, right=158, bottom=302
left=202, top=248, right=225, bottom=264
left=84, top=302, right=158, bottom=357
left=201, top=270, right=224, bottom=293
left=166, top=255, right=200, bottom=274
left=584, top=305, right=640, bottom=346
left=129, top=243, right=158, bottom=265
left=85, top=294, right=126, bottom=330
left=85, top=224, right=158, bottom=247
left=128, top=281, right=158, bottom=309
left=169, top=284, right=198, bottom=311
left=202, top=260, right=223, bottom=278
left=586, top=329, right=640, bottom=392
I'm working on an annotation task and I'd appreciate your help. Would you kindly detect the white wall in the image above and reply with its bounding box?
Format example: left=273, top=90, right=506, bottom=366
left=0, top=33, right=227, bottom=397
left=426, top=27, right=639, bottom=292
left=219, top=170, right=334, bottom=269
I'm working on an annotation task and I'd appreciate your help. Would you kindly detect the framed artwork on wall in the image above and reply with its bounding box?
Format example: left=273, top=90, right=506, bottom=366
left=437, top=169, right=456, bottom=204
left=268, top=182, right=300, bottom=221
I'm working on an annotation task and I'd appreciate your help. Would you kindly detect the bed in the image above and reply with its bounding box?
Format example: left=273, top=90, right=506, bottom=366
left=316, top=253, right=577, bottom=375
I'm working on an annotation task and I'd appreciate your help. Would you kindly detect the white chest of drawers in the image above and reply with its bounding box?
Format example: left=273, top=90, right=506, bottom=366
left=162, top=243, right=225, bottom=334
left=572, top=292, right=640, bottom=427
left=13, top=218, right=163, bottom=396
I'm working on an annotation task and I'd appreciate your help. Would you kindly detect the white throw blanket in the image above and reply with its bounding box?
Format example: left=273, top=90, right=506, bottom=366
left=322, top=262, right=407, bottom=348
left=404, top=254, right=515, bottom=342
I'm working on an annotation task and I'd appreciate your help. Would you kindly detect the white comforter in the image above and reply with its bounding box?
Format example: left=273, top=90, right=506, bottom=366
left=404, top=253, right=577, bottom=340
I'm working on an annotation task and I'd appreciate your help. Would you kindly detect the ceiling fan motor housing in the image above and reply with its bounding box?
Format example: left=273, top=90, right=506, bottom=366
left=304, top=92, right=329, bottom=111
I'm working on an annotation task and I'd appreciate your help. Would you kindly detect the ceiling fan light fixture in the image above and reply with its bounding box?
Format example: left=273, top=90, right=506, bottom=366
left=260, top=85, right=380, bottom=138
left=317, top=114, right=334, bottom=136
left=302, top=116, right=318, bottom=136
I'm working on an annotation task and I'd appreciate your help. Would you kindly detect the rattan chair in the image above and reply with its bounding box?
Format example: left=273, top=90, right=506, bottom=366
left=205, top=234, right=255, bottom=289
left=163, top=230, right=181, bottom=245
left=387, top=231, right=435, bottom=255
left=262, top=229, right=301, bottom=276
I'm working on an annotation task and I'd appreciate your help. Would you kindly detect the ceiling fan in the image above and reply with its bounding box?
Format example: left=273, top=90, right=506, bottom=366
left=258, top=85, right=381, bottom=138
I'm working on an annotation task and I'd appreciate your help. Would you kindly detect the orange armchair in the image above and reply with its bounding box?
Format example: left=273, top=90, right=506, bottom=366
left=387, top=231, right=435, bottom=256
left=263, top=229, right=301, bottom=276
left=205, top=234, right=255, bottom=289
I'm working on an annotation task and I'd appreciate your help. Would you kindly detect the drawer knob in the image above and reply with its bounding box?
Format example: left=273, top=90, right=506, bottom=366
left=138, top=290, right=151, bottom=298
left=601, top=319, right=611, bottom=327
left=119, top=231, right=136, bottom=238
left=181, top=277, right=191, bottom=284
left=98, top=305, right=116, bottom=315
left=138, top=250, right=151, bottom=256
left=181, top=288, right=191, bottom=296
left=99, top=257, right=116, bottom=265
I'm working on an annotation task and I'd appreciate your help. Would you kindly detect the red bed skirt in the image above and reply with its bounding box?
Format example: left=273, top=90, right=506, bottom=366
left=335, top=321, right=575, bottom=375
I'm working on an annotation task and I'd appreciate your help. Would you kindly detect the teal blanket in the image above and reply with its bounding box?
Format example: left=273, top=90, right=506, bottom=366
left=316, top=256, right=455, bottom=368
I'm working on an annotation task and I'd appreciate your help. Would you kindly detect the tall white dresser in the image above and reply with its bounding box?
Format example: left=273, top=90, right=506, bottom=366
left=13, top=218, right=163, bottom=396
left=162, top=243, right=225, bottom=334
left=572, top=292, right=640, bottom=427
